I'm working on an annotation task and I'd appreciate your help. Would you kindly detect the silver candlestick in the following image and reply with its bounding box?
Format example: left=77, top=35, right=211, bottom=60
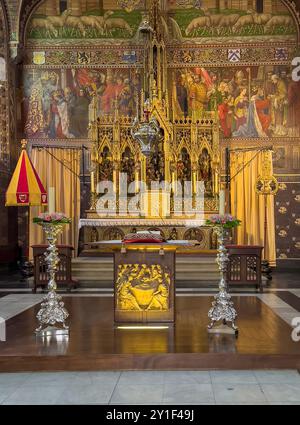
left=208, top=226, right=238, bottom=335
left=35, top=223, right=69, bottom=335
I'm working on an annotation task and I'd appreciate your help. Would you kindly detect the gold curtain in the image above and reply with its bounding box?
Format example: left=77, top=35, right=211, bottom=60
left=29, top=148, right=81, bottom=259
left=230, top=150, right=276, bottom=266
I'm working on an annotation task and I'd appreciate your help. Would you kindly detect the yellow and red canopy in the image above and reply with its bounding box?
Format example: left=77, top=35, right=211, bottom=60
left=5, top=141, right=47, bottom=207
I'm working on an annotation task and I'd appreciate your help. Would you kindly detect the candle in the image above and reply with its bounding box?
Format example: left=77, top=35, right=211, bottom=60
left=91, top=172, right=95, bottom=193
left=48, top=187, right=55, bottom=213
left=219, top=190, right=225, bottom=215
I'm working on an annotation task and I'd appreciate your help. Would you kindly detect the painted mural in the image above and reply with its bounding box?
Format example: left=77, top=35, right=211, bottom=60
left=167, top=0, right=297, bottom=41
left=23, top=0, right=299, bottom=140
left=26, top=0, right=142, bottom=41
left=171, top=65, right=300, bottom=138
left=23, top=68, right=141, bottom=139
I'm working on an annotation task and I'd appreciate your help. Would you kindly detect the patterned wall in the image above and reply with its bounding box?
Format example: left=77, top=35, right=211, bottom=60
left=273, top=144, right=300, bottom=260
left=275, top=182, right=300, bottom=260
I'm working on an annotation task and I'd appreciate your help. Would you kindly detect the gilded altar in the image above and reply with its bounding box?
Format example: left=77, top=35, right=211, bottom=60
left=83, top=0, right=221, bottom=248
left=88, top=107, right=220, bottom=215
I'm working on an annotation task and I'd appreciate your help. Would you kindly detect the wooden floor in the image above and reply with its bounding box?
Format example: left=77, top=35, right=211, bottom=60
left=0, top=296, right=299, bottom=371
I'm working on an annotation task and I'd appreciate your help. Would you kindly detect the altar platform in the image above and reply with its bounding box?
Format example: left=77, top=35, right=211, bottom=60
left=0, top=294, right=299, bottom=372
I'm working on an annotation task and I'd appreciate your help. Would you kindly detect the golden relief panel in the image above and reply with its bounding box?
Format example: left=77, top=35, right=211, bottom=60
left=116, top=264, right=171, bottom=312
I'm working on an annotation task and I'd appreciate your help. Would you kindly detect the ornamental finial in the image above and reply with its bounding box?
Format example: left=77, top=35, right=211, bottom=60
left=21, top=139, right=27, bottom=149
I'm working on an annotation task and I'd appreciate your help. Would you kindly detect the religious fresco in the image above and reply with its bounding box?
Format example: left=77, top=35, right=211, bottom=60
left=21, top=1, right=300, bottom=260
left=26, top=0, right=142, bottom=41
left=171, top=65, right=300, bottom=138
left=23, top=68, right=141, bottom=139
left=168, top=0, right=297, bottom=40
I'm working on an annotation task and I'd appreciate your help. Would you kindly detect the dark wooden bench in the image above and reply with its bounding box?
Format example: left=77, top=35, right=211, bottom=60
left=32, top=244, right=78, bottom=293
left=226, top=245, right=264, bottom=292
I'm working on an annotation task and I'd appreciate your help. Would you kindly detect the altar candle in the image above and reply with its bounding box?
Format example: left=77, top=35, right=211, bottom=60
left=91, top=172, right=95, bottom=193
left=192, top=171, right=197, bottom=195
left=219, top=190, right=225, bottom=216
left=48, top=187, right=55, bottom=213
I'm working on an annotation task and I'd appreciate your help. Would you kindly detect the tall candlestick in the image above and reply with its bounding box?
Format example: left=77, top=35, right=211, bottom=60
left=48, top=187, right=55, bottom=213
left=219, top=190, right=225, bottom=215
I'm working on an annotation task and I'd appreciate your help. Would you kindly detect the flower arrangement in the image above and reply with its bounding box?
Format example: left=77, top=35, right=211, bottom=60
left=33, top=212, right=71, bottom=225
left=206, top=214, right=241, bottom=229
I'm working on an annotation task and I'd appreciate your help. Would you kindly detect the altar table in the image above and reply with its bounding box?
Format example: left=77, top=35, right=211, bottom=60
left=91, top=241, right=193, bottom=323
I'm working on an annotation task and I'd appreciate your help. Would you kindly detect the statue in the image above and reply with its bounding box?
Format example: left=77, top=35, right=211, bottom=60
left=91, top=227, right=98, bottom=243
left=146, top=142, right=165, bottom=185
left=199, top=149, right=212, bottom=194
left=168, top=228, right=178, bottom=240
left=99, top=147, right=113, bottom=181
left=177, top=148, right=191, bottom=185
left=121, top=147, right=135, bottom=185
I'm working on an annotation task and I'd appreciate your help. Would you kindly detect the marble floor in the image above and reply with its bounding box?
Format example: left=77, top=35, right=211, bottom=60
left=0, top=269, right=299, bottom=405
left=0, top=370, right=300, bottom=405
left=0, top=290, right=299, bottom=328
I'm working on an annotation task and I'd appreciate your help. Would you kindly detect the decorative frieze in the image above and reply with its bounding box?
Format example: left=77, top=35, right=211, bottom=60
left=24, top=47, right=144, bottom=67
left=167, top=44, right=298, bottom=67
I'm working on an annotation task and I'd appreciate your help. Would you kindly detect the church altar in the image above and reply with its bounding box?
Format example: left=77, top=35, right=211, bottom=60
left=92, top=241, right=194, bottom=323
left=79, top=218, right=216, bottom=252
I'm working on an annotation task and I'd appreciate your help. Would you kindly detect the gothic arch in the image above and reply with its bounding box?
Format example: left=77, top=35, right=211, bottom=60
left=282, top=0, right=300, bottom=42
left=0, top=0, right=9, bottom=41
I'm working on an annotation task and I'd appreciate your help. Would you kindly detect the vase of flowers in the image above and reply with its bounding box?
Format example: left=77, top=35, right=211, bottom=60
left=33, top=213, right=71, bottom=335
left=206, top=214, right=241, bottom=334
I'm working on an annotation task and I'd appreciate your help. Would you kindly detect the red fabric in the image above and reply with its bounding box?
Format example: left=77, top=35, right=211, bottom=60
left=123, top=232, right=165, bottom=244
left=218, top=103, right=231, bottom=137
left=255, top=99, right=271, bottom=132
left=51, top=103, right=64, bottom=138
left=17, top=153, right=29, bottom=194
left=28, top=156, right=47, bottom=204
left=194, top=67, right=213, bottom=89
left=101, top=83, right=117, bottom=113
left=75, top=69, right=94, bottom=88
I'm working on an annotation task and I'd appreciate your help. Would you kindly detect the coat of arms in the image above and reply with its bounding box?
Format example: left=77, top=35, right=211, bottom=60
left=123, top=51, right=137, bottom=63
left=77, top=52, right=91, bottom=65
left=33, top=51, right=46, bottom=65
left=228, top=49, right=241, bottom=63
left=275, top=48, right=288, bottom=61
